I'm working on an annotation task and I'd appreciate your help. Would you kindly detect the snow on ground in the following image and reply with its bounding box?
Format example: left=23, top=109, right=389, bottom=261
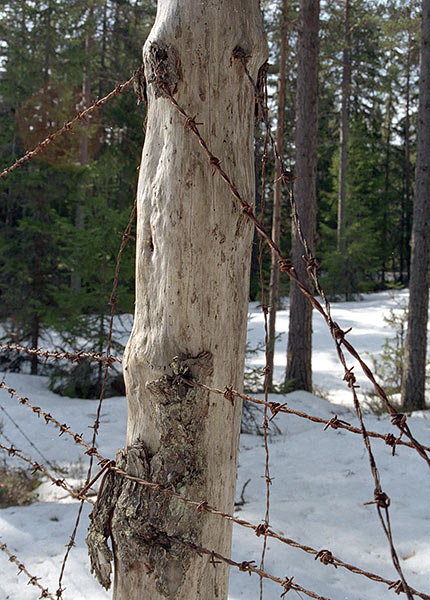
left=1, top=290, right=429, bottom=600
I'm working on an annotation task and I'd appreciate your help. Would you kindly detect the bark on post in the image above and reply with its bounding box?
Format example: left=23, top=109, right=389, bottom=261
left=401, top=0, right=430, bottom=412
left=87, top=2, right=267, bottom=599
left=285, top=0, right=319, bottom=392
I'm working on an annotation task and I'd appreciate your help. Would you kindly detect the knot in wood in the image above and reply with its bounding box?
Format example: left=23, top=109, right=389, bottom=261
left=315, top=549, right=337, bottom=567
left=280, top=576, right=294, bottom=597
left=232, top=46, right=251, bottom=64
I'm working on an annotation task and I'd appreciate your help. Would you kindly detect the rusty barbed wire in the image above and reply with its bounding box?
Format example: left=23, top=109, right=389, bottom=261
left=1, top=346, right=425, bottom=457
left=237, top=55, right=423, bottom=599
left=0, top=442, right=95, bottom=504
left=151, top=56, right=430, bottom=470
left=0, top=344, right=122, bottom=365
left=148, top=60, right=426, bottom=597
left=178, top=378, right=430, bottom=454
left=256, top=75, right=272, bottom=600
left=168, top=535, right=330, bottom=600
left=237, top=55, right=430, bottom=470
left=2, top=56, right=429, bottom=600
left=2, top=375, right=429, bottom=597
left=100, top=461, right=430, bottom=599
left=0, top=403, right=64, bottom=475
left=0, top=380, right=99, bottom=457
left=56, top=195, right=137, bottom=598
left=0, top=538, right=55, bottom=600
left=0, top=73, right=137, bottom=181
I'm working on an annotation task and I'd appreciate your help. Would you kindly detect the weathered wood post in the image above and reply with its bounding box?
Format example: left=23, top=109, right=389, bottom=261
left=87, top=2, right=267, bottom=599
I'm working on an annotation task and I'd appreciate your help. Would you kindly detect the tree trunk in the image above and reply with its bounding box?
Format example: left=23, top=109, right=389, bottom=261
left=87, top=2, right=267, bottom=599
left=267, top=0, right=289, bottom=392
left=71, top=7, right=93, bottom=294
left=285, top=0, right=319, bottom=392
left=404, top=16, right=412, bottom=284
left=336, top=0, right=351, bottom=299
left=401, top=0, right=430, bottom=412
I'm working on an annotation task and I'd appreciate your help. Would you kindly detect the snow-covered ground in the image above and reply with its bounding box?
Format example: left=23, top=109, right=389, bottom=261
left=1, top=290, right=429, bottom=600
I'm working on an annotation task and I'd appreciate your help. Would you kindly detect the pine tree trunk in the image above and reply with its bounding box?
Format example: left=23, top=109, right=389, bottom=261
left=267, top=0, right=289, bottom=391
left=401, top=0, right=430, bottom=412
left=285, top=0, right=319, bottom=392
left=337, top=0, right=351, bottom=298
left=71, top=7, right=93, bottom=294
left=404, top=19, right=412, bottom=284
left=87, top=2, right=267, bottom=599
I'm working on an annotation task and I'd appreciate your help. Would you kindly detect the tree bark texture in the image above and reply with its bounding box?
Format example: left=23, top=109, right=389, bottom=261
left=401, top=0, right=430, bottom=412
left=71, top=7, right=93, bottom=294
left=87, top=2, right=267, bottom=599
left=336, top=0, right=350, bottom=259
left=267, top=0, right=289, bottom=391
left=285, top=0, right=319, bottom=392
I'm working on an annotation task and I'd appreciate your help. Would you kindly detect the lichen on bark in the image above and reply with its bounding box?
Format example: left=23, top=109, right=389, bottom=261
left=87, top=353, right=213, bottom=597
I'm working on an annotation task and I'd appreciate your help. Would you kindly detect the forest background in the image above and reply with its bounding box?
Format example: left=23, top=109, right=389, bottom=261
left=0, top=0, right=423, bottom=396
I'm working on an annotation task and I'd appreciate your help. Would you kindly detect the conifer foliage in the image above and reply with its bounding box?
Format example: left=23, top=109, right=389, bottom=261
left=0, top=0, right=155, bottom=387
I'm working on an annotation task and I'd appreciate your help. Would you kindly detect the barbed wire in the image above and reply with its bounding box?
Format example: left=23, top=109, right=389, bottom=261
left=236, top=54, right=430, bottom=471
left=0, top=343, right=122, bottom=365
left=0, top=73, right=137, bottom=181
left=101, top=461, right=430, bottom=598
left=1, top=52, right=429, bottom=599
left=0, top=380, right=99, bottom=456
left=169, top=535, right=330, bottom=600
left=153, top=61, right=430, bottom=471
left=3, top=375, right=427, bottom=597
left=257, top=72, right=272, bottom=600
left=147, top=57, right=427, bottom=598
left=0, top=403, right=63, bottom=475
left=56, top=195, right=137, bottom=598
left=1, top=345, right=426, bottom=456
left=0, top=441, right=94, bottom=504
left=178, top=378, right=430, bottom=454
left=0, top=538, right=55, bottom=600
